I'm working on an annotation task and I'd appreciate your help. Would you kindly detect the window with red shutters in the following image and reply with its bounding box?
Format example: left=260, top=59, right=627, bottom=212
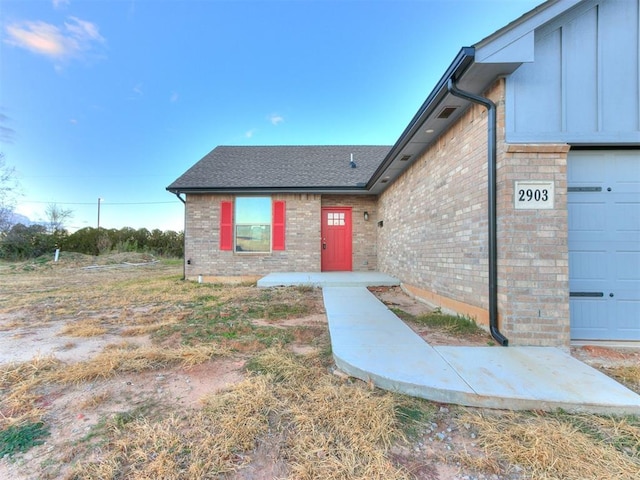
left=272, top=200, right=286, bottom=250
left=220, top=198, right=286, bottom=252
left=219, top=201, right=233, bottom=251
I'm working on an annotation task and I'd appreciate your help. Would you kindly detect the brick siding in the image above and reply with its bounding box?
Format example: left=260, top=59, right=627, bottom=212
left=184, top=193, right=378, bottom=278
left=378, top=79, right=571, bottom=346
left=184, top=193, right=321, bottom=277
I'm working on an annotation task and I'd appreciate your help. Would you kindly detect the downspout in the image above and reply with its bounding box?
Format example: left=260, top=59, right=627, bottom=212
left=447, top=79, right=509, bottom=346
left=173, top=192, right=186, bottom=205
left=173, top=192, right=187, bottom=280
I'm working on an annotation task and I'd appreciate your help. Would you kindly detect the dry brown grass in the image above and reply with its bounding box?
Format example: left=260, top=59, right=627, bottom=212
left=0, top=355, right=63, bottom=428
left=52, top=343, right=229, bottom=384
left=67, top=347, right=411, bottom=480
left=0, top=260, right=196, bottom=328
left=451, top=449, right=503, bottom=476
left=285, top=378, right=406, bottom=479
left=0, top=343, right=228, bottom=429
left=460, top=410, right=640, bottom=479
left=78, top=392, right=111, bottom=410
left=120, top=322, right=173, bottom=336
left=58, top=318, right=108, bottom=337
left=605, top=364, right=640, bottom=392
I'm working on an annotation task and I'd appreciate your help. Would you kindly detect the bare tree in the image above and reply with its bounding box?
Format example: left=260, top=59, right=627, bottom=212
left=0, top=153, right=20, bottom=233
left=45, top=203, right=74, bottom=235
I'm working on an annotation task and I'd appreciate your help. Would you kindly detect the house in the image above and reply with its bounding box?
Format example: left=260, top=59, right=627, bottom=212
left=168, top=0, right=640, bottom=347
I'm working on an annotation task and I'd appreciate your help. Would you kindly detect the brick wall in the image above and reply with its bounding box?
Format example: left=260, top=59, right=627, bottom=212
left=378, top=79, right=571, bottom=346
left=184, top=193, right=378, bottom=278
left=184, top=193, right=321, bottom=278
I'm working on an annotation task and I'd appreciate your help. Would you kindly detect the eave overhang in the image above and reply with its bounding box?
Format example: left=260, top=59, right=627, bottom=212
left=366, top=46, right=528, bottom=195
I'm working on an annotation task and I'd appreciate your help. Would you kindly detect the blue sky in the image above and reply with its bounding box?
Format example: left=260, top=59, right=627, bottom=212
left=1, top=0, right=541, bottom=232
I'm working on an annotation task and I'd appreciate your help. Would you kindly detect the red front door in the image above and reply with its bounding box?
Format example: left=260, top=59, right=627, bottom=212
left=321, top=207, right=352, bottom=271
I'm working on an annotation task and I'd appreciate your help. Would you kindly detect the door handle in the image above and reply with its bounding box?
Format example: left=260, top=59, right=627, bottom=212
left=322, top=243, right=326, bottom=250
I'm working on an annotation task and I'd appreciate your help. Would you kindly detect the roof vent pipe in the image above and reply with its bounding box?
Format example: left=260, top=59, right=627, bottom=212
left=350, top=153, right=357, bottom=168
left=447, top=78, right=508, bottom=347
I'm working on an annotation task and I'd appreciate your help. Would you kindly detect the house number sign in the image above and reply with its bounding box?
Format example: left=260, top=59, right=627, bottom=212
left=514, top=180, right=554, bottom=210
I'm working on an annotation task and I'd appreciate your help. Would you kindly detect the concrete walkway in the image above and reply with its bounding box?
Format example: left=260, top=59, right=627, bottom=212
left=258, top=273, right=640, bottom=415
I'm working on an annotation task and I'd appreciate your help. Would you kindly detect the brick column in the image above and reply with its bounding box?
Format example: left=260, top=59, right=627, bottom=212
left=497, top=144, right=571, bottom=346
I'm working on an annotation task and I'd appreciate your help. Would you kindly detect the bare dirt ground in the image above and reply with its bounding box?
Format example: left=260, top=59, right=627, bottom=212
left=1, top=254, right=638, bottom=480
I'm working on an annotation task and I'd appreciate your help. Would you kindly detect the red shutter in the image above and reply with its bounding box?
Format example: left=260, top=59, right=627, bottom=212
left=272, top=200, right=286, bottom=251
left=220, top=201, right=233, bottom=251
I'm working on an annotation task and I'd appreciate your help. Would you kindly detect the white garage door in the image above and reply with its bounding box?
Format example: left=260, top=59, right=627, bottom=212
left=568, top=150, right=640, bottom=341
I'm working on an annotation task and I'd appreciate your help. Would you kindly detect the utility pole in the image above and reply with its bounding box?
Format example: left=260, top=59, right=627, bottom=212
left=97, top=197, right=102, bottom=230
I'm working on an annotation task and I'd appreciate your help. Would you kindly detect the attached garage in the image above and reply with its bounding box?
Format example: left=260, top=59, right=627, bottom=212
left=568, top=150, right=640, bottom=341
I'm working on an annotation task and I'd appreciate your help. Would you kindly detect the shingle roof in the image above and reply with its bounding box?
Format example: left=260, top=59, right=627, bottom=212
left=167, top=145, right=392, bottom=192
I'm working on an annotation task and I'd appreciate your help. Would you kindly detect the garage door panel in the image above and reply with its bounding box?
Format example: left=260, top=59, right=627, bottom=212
left=570, top=298, right=610, bottom=339
left=615, top=251, right=640, bottom=280
left=611, top=202, right=640, bottom=234
left=568, top=202, right=606, bottom=232
left=615, top=300, right=640, bottom=340
left=568, top=250, right=607, bottom=281
left=568, top=150, right=640, bottom=341
left=617, top=300, right=640, bottom=322
left=613, top=156, right=640, bottom=185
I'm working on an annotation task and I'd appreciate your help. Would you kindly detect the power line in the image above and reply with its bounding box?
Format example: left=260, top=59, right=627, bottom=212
left=20, top=201, right=179, bottom=206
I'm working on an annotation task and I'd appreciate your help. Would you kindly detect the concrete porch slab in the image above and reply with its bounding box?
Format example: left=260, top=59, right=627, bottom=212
left=257, top=271, right=400, bottom=288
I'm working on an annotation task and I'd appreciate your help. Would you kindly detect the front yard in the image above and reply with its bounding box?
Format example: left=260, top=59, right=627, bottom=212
left=1, top=253, right=638, bottom=479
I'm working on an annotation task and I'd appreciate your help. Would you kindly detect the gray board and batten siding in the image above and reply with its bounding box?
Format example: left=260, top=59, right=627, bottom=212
left=503, top=0, right=640, bottom=144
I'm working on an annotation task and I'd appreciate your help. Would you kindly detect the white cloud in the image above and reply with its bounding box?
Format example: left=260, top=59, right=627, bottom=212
left=6, top=21, right=67, bottom=57
left=245, top=129, right=257, bottom=138
left=170, top=92, right=179, bottom=103
left=4, top=16, right=105, bottom=64
left=132, top=83, right=144, bottom=96
left=268, top=113, right=284, bottom=126
left=53, top=0, right=70, bottom=9
left=65, top=16, right=103, bottom=43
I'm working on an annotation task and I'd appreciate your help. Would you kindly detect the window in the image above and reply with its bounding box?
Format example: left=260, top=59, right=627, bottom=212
left=235, top=197, right=271, bottom=252
left=219, top=198, right=286, bottom=253
left=327, top=212, right=345, bottom=226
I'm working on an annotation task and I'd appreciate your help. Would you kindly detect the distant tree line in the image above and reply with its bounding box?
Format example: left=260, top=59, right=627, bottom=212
left=0, top=155, right=183, bottom=260
left=0, top=225, right=184, bottom=260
